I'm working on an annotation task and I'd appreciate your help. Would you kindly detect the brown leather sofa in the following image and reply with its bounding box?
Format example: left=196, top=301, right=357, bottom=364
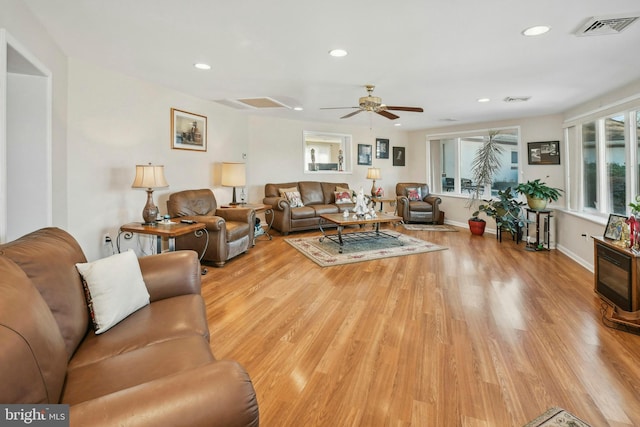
left=263, top=181, right=354, bottom=235
left=0, top=227, right=259, bottom=427
left=167, top=189, right=255, bottom=267
left=396, top=182, right=442, bottom=224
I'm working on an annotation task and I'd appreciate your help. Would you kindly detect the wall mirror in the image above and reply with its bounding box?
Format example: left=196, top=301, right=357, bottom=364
left=303, top=131, right=352, bottom=173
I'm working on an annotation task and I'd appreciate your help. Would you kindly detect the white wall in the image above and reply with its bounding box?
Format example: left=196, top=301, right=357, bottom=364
left=67, top=58, right=249, bottom=260
left=247, top=115, right=413, bottom=202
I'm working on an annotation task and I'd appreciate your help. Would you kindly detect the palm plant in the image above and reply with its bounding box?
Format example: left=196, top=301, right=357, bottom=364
left=467, top=130, right=504, bottom=213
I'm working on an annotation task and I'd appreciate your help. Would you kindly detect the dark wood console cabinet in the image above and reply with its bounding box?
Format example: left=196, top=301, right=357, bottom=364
left=593, top=236, right=640, bottom=327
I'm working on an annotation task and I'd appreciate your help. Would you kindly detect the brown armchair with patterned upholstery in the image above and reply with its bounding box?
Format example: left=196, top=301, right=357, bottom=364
left=396, top=183, right=442, bottom=224
left=167, top=189, right=255, bottom=267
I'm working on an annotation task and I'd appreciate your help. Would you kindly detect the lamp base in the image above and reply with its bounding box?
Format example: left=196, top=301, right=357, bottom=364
left=371, top=180, right=377, bottom=197
left=142, top=189, right=159, bottom=225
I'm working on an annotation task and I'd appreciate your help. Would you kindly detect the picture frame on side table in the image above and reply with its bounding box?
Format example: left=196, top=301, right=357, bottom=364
left=358, top=144, right=372, bottom=165
left=604, top=213, right=628, bottom=241
left=376, top=138, right=389, bottom=159
left=393, top=146, right=405, bottom=166
left=527, top=141, right=560, bottom=165
left=171, top=108, right=207, bottom=152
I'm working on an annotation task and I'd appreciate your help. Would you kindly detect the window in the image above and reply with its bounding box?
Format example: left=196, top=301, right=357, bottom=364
left=568, top=107, right=640, bottom=216
left=303, top=131, right=352, bottom=173
left=431, top=128, right=519, bottom=196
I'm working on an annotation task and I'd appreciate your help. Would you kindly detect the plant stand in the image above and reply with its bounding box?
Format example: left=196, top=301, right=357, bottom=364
left=525, top=208, right=552, bottom=251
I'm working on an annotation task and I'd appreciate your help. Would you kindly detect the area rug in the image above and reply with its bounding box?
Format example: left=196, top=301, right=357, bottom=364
left=402, top=224, right=458, bottom=232
left=523, top=407, right=592, bottom=427
left=285, top=230, right=447, bottom=267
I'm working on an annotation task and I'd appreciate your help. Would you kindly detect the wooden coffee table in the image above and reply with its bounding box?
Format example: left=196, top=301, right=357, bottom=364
left=319, top=212, right=403, bottom=253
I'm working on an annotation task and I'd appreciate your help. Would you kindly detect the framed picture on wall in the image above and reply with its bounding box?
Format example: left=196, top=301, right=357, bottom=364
left=393, top=146, right=405, bottom=166
left=358, top=144, right=372, bottom=165
left=527, top=141, right=560, bottom=165
left=171, top=108, right=207, bottom=152
left=376, top=138, right=389, bottom=159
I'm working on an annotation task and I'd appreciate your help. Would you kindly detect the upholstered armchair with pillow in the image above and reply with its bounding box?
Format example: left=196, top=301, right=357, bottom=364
left=167, top=189, right=255, bottom=267
left=396, top=183, right=442, bottom=224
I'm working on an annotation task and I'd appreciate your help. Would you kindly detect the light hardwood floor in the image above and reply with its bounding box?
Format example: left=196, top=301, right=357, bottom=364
left=201, top=225, right=640, bottom=426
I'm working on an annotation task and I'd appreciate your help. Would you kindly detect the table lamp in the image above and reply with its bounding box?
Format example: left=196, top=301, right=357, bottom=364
left=221, top=162, right=246, bottom=205
left=131, top=163, right=169, bottom=225
left=367, top=167, right=381, bottom=197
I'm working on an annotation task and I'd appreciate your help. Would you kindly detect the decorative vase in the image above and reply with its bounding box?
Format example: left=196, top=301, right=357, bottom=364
left=526, top=196, right=547, bottom=211
left=469, top=219, right=486, bottom=236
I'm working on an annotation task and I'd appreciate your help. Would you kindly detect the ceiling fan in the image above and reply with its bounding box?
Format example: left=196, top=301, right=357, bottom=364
left=321, top=85, right=424, bottom=120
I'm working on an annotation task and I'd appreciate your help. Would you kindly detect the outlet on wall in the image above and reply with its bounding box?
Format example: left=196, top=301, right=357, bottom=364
left=103, top=234, right=111, bottom=245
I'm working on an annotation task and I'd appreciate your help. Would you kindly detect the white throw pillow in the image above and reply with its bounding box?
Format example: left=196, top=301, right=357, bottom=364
left=76, top=250, right=150, bottom=334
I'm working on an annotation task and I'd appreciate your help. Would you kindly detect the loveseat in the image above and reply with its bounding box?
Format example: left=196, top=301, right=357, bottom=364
left=263, top=181, right=354, bottom=235
left=396, top=182, right=442, bottom=224
left=0, top=227, right=259, bottom=427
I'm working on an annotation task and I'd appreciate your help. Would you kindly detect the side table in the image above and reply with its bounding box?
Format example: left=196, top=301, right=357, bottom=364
left=525, top=208, right=552, bottom=251
left=118, top=221, right=208, bottom=257
left=370, top=197, right=397, bottom=214
left=220, top=203, right=273, bottom=244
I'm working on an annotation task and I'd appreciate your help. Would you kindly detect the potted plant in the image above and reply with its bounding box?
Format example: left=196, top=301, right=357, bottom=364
left=474, top=187, right=527, bottom=238
left=515, top=179, right=563, bottom=210
left=467, top=130, right=504, bottom=235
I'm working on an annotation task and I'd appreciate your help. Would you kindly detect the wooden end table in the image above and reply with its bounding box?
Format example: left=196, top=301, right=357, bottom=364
left=118, top=221, right=208, bottom=256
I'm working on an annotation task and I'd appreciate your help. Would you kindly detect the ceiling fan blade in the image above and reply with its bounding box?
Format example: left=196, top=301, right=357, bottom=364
left=385, top=106, right=424, bottom=112
left=320, top=106, right=359, bottom=110
left=376, top=110, right=400, bottom=120
left=341, top=110, right=364, bottom=119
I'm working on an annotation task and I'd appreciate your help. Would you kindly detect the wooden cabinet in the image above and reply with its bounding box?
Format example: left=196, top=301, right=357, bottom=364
left=593, top=236, right=640, bottom=326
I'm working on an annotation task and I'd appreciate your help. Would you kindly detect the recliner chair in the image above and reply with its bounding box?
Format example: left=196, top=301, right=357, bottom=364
left=167, top=189, right=255, bottom=267
left=396, top=183, right=442, bottom=224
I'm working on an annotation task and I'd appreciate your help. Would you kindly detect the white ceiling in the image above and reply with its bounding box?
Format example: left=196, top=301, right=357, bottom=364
left=23, top=0, right=640, bottom=131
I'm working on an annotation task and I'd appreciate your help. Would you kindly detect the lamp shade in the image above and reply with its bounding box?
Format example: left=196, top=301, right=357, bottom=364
left=221, top=162, right=246, bottom=187
left=131, top=164, right=169, bottom=189
left=366, top=167, right=381, bottom=180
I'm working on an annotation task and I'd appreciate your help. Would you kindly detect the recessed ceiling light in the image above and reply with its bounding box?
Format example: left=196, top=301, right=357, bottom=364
left=477, top=98, right=490, bottom=103
left=329, top=49, right=348, bottom=57
left=522, top=25, right=551, bottom=36
left=194, top=63, right=211, bottom=70
left=394, top=123, right=402, bottom=127
left=293, top=106, right=304, bottom=111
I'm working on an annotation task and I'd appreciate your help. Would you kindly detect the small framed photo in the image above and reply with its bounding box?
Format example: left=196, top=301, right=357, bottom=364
left=393, top=146, right=405, bottom=166
left=171, top=108, right=207, bottom=151
left=376, top=138, right=389, bottom=159
left=604, top=213, right=628, bottom=240
left=358, top=144, right=372, bottom=165
left=527, top=141, right=560, bottom=165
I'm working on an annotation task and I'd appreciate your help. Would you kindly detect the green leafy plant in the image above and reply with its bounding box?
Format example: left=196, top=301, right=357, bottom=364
left=629, top=195, right=640, bottom=214
left=468, top=130, right=504, bottom=207
left=473, top=187, right=527, bottom=236
left=515, top=179, right=562, bottom=202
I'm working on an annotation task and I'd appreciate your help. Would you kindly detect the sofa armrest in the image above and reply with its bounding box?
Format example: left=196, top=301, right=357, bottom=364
left=216, top=207, right=254, bottom=224
left=424, top=194, right=442, bottom=206
left=263, top=196, right=288, bottom=211
left=70, top=360, right=259, bottom=427
left=138, top=250, right=201, bottom=302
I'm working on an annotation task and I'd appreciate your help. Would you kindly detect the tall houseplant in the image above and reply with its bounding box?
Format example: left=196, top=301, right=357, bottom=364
left=468, top=130, right=504, bottom=235
left=473, top=187, right=527, bottom=238
left=515, top=179, right=562, bottom=210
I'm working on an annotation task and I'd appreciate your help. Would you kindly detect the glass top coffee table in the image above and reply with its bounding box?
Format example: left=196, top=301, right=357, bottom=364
left=319, top=212, right=403, bottom=253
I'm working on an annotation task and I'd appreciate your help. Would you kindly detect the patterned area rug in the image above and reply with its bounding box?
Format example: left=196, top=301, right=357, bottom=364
left=402, top=224, right=458, bottom=232
left=523, top=407, right=592, bottom=427
left=285, top=230, right=447, bottom=267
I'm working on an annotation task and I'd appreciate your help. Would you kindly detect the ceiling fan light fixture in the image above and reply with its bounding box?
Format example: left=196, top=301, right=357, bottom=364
left=329, top=49, right=348, bottom=57
left=522, top=25, right=551, bottom=36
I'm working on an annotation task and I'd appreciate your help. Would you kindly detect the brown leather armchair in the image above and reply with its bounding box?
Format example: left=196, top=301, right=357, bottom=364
left=167, top=189, right=255, bottom=267
left=396, top=183, right=442, bottom=224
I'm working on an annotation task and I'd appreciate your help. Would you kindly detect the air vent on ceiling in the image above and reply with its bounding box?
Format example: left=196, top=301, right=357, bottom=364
left=575, top=15, right=639, bottom=36
left=236, top=97, right=290, bottom=109
left=503, top=96, right=531, bottom=103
